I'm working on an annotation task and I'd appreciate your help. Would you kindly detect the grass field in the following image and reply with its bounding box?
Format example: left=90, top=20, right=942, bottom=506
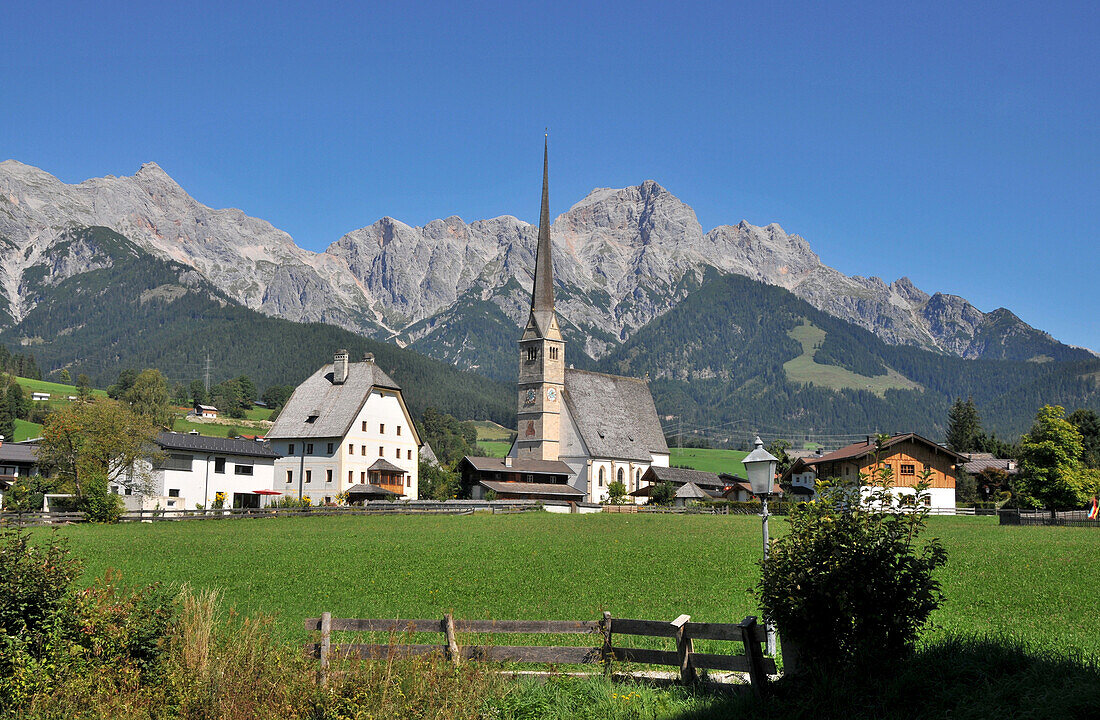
left=670, top=447, right=748, bottom=476
left=474, top=420, right=515, bottom=457
left=47, top=514, right=1100, bottom=661
left=783, top=321, right=921, bottom=397
left=13, top=418, right=43, bottom=441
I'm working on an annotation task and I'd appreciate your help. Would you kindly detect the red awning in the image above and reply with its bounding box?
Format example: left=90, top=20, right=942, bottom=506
left=253, top=490, right=282, bottom=495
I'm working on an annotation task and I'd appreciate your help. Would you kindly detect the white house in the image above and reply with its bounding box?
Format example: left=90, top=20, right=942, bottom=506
left=116, top=431, right=281, bottom=510
left=31, top=392, right=50, bottom=402
left=266, top=350, right=421, bottom=505
left=197, top=404, right=219, bottom=419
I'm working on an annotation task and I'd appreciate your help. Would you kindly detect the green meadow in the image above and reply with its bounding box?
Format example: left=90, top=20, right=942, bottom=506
left=48, top=513, right=1100, bottom=659
left=783, top=321, right=921, bottom=397
left=669, top=447, right=748, bottom=476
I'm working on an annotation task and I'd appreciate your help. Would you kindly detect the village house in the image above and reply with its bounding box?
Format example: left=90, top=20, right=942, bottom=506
left=197, top=404, right=219, bottom=419
left=459, top=455, right=582, bottom=502
left=118, top=431, right=281, bottom=510
left=0, top=440, right=42, bottom=509
left=629, top=466, right=725, bottom=503
left=782, top=433, right=964, bottom=510
left=266, top=351, right=421, bottom=504
left=462, top=141, right=669, bottom=503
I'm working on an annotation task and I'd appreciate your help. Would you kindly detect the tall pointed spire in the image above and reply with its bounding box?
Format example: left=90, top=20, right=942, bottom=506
left=531, top=134, right=555, bottom=314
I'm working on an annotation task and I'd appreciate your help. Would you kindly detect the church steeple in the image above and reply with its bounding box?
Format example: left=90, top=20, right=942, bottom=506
left=516, top=137, right=565, bottom=462
left=531, top=135, right=555, bottom=317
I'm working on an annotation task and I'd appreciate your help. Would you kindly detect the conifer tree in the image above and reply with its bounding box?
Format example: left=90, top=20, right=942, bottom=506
left=946, top=397, right=982, bottom=452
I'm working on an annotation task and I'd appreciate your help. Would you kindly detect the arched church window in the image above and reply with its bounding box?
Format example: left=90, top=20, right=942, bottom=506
left=526, top=347, right=537, bottom=361
left=549, top=347, right=558, bottom=360
left=598, top=467, right=605, bottom=486
left=616, top=467, right=624, bottom=484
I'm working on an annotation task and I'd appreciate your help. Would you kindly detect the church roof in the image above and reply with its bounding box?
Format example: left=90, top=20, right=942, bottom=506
left=267, top=359, right=404, bottom=440
left=530, top=137, right=555, bottom=318
left=563, top=368, right=669, bottom=462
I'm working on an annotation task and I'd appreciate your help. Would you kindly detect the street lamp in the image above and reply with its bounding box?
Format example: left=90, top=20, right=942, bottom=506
left=743, top=435, right=779, bottom=656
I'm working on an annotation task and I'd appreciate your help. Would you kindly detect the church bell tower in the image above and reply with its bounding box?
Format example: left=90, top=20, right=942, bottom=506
left=516, top=137, right=565, bottom=461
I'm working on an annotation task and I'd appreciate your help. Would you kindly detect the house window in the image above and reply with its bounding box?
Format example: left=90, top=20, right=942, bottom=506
left=598, top=467, right=605, bottom=486
left=306, top=443, right=314, bottom=454
left=923, top=495, right=931, bottom=507
left=901, top=464, right=916, bottom=475
left=214, top=457, right=226, bottom=474
left=379, top=446, right=384, bottom=457
left=407, top=476, right=412, bottom=487
left=380, top=423, right=385, bottom=433
left=286, top=470, right=293, bottom=484
left=362, top=421, right=367, bottom=432
left=348, top=470, right=353, bottom=483
left=305, top=470, right=312, bottom=484
left=361, top=471, right=366, bottom=483
left=408, top=449, right=413, bottom=459
left=362, top=445, right=368, bottom=455
left=168, top=489, right=180, bottom=497
left=326, top=469, right=333, bottom=483
left=348, top=443, right=354, bottom=454
left=397, top=426, right=401, bottom=436
left=234, top=464, right=254, bottom=476
left=395, top=447, right=401, bottom=458
left=289, top=443, right=295, bottom=455
left=327, top=443, right=334, bottom=454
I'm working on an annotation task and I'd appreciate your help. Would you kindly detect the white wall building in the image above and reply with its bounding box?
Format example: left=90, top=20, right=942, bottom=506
left=116, top=431, right=281, bottom=510
left=266, top=350, right=421, bottom=505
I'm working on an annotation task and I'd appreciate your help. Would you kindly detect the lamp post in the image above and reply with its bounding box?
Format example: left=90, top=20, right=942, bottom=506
left=744, top=435, right=779, bottom=656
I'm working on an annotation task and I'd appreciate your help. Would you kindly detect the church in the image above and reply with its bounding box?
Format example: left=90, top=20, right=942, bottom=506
left=462, top=141, right=669, bottom=504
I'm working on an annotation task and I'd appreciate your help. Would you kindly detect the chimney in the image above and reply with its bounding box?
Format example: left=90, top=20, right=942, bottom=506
left=362, top=352, right=374, bottom=363
left=333, top=349, right=349, bottom=384
left=505, top=456, right=513, bottom=468
left=815, top=447, right=824, bottom=457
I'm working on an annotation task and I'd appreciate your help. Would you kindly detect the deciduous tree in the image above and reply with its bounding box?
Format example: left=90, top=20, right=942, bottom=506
left=1017, top=405, right=1087, bottom=512
left=124, top=369, right=174, bottom=427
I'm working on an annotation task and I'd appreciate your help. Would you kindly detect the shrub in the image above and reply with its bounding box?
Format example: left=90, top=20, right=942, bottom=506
left=607, top=480, right=627, bottom=504
left=757, top=464, right=947, bottom=673
left=80, top=479, right=124, bottom=523
left=0, top=530, right=82, bottom=640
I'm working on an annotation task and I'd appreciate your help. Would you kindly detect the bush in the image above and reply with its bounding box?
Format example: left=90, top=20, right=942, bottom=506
left=758, top=466, right=947, bottom=673
left=80, top=480, right=124, bottom=523
left=0, top=530, right=82, bottom=640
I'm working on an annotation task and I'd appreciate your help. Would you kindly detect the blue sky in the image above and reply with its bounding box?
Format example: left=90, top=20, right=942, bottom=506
left=3, top=1, right=1098, bottom=350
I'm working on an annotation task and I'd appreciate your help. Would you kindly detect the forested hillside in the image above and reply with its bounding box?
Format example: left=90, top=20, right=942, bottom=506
left=0, top=227, right=513, bottom=425
left=598, top=271, right=1100, bottom=439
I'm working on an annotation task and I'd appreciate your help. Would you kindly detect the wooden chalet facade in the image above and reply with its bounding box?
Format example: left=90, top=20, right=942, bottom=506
left=783, top=433, right=964, bottom=509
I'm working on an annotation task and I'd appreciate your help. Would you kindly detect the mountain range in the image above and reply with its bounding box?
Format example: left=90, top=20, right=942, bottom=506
left=1, top=159, right=1097, bottom=439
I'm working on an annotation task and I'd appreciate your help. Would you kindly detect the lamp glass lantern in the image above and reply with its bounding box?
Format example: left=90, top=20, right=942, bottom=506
left=743, top=435, right=779, bottom=656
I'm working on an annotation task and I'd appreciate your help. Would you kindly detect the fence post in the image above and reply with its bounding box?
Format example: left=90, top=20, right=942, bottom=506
left=739, top=616, right=767, bottom=697
left=444, top=613, right=460, bottom=664
left=672, top=614, right=695, bottom=683
left=601, top=611, right=613, bottom=676
left=319, top=612, right=332, bottom=685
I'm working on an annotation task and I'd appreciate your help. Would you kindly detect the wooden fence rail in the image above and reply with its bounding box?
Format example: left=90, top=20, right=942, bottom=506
left=304, top=612, right=775, bottom=694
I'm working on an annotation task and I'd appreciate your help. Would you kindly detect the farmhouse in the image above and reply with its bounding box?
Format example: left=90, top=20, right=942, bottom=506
left=267, top=351, right=421, bottom=504
left=629, top=466, right=725, bottom=502
left=458, top=455, right=582, bottom=501
left=31, top=391, right=50, bottom=402
left=783, top=433, right=964, bottom=509
left=0, top=440, right=42, bottom=509
left=119, top=431, right=281, bottom=510
left=197, top=404, right=219, bottom=419
left=463, top=141, right=669, bottom=503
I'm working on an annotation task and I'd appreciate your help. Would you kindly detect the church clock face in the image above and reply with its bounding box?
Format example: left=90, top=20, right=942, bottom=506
left=546, top=387, right=557, bottom=402
left=525, top=388, right=536, bottom=405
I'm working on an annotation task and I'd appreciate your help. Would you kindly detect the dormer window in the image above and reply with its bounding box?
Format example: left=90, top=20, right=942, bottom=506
left=306, top=414, right=318, bottom=424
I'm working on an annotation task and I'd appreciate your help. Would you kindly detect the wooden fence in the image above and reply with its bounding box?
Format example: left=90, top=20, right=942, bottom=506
left=999, top=509, right=1100, bottom=527
left=304, top=612, right=775, bottom=694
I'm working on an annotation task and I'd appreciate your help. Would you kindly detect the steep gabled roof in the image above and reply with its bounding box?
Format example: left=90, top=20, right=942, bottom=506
left=799, top=433, right=966, bottom=468
left=267, top=360, right=403, bottom=440
left=368, top=458, right=407, bottom=473
left=562, top=368, right=669, bottom=462
left=461, top=455, right=574, bottom=476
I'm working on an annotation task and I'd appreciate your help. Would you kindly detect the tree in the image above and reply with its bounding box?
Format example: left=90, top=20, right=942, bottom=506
left=59, top=368, right=71, bottom=384
left=1017, top=405, right=1088, bottom=513
left=76, top=374, right=92, bottom=401
left=107, top=369, right=138, bottom=400
left=607, top=480, right=627, bottom=505
left=170, top=382, right=189, bottom=406
left=189, top=380, right=207, bottom=407
left=236, top=376, right=257, bottom=406
left=418, top=460, right=459, bottom=500
left=0, top=384, right=14, bottom=442
left=650, top=481, right=676, bottom=505
left=262, top=384, right=294, bottom=411
left=124, top=369, right=174, bottom=427
left=1068, top=409, right=1100, bottom=469
left=767, top=439, right=793, bottom=479
left=6, top=380, right=30, bottom=421
left=37, top=399, right=158, bottom=500
left=946, top=397, right=982, bottom=453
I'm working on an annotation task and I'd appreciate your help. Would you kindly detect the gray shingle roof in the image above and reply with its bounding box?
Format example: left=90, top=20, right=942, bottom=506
left=0, top=442, right=39, bottom=464
left=674, top=482, right=710, bottom=499
left=345, top=483, right=402, bottom=498
left=563, top=368, right=669, bottom=462
left=643, top=466, right=723, bottom=488
left=462, top=456, right=574, bottom=476
left=479, top=480, right=585, bottom=497
left=267, top=360, right=401, bottom=440
left=155, top=432, right=279, bottom=459
left=368, top=458, right=407, bottom=473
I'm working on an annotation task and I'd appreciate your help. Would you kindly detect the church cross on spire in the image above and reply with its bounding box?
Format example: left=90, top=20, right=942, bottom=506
left=531, top=135, right=554, bottom=314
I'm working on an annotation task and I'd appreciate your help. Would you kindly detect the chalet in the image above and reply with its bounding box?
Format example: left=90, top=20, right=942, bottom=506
left=197, top=404, right=219, bottom=419
left=629, top=466, right=725, bottom=502
left=120, top=432, right=281, bottom=510
left=723, top=478, right=784, bottom=502
left=267, top=350, right=421, bottom=504
left=31, top=392, right=50, bottom=402
left=459, top=455, right=583, bottom=502
left=782, top=433, right=964, bottom=510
